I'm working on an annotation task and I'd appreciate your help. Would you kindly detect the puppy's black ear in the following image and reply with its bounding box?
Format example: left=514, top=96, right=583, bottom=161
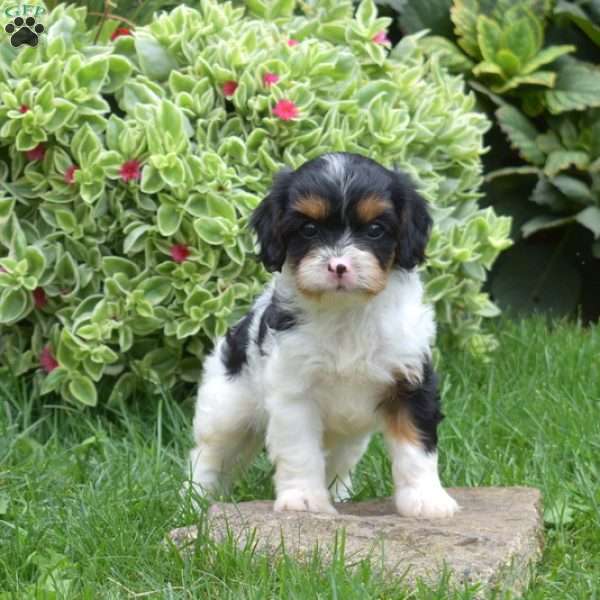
left=250, top=168, right=293, bottom=272
left=391, top=171, right=433, bottom=270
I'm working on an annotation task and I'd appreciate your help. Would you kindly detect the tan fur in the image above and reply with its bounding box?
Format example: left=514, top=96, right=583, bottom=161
left=293, top=195, right=329, bottom=220
left=380, top=377, right=423, bottom=446
left=385, top=406, right=420, bottom=445
left=355, top=195, right=392, bottom=223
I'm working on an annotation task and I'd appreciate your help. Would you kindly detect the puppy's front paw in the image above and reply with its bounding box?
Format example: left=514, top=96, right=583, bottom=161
left=395, top=484, right=459, bottom=518
left=274, top=489, right=337, bottom=514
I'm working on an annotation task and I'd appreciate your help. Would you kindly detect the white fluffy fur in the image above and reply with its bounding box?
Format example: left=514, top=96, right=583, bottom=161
left=188, top=265, right=458, bottom=517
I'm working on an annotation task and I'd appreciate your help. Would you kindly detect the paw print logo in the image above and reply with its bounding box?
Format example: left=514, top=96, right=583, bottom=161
left=5, top=16, right=45, bottom=48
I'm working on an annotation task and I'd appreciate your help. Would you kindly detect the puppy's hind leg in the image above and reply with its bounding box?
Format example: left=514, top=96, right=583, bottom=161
left=186, top=373, right=261, bottom=501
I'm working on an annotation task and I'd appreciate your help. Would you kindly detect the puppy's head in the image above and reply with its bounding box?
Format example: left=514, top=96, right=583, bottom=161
left=251, top=152, right=432, bottom=298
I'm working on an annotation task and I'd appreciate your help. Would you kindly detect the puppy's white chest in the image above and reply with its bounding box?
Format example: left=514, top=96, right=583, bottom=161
left=314, top=373, right=385, bottom=435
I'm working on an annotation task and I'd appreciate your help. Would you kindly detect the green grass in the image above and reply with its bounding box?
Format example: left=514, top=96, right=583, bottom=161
left=1, top=317, right=599, bottom=598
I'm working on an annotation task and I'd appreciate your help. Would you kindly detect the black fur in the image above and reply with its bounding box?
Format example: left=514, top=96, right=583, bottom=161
left=383, top=362, right=444, bottom=453
left=250, top=168, right=293, bottom=272
left=391, top=171, right=432, bottom=269
left=221, top=311, right=254, bottom=377
left=257, top=297, right=297, bottom=354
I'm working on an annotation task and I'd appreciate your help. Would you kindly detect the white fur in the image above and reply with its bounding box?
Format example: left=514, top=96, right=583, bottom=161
left=187, top=267, right=458, bottom=518
left=323, top=153, right=355, bottom=204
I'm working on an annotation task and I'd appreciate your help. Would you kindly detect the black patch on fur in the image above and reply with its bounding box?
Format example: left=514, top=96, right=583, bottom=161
left=383, top=361, right=444, bottom=453
left=250, top=168, right=294, bottom=272
left=257, top=298, right=297, bottom=354
left=390, top=171, right=432, bottom=270
left=221, top=311, right=254, bottom=377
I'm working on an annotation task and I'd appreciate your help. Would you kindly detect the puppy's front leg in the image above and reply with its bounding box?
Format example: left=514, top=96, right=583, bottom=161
left=266, top=395, right=336, bottom=514
left=383, top=364, right=458, bottom=518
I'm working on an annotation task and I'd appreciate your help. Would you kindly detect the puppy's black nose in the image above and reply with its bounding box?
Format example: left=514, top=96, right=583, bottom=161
left=328, top=263, right=347, bottom=276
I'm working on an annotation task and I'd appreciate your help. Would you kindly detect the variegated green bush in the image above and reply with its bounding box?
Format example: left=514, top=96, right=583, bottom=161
left=0, top=0, right=511, bottom=406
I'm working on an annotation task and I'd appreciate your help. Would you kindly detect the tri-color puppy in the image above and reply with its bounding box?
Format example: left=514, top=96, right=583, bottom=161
left=188, top=152, right=458, bottom=518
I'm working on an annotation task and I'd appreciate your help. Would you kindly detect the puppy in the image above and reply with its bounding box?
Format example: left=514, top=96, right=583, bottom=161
left=187, top=152, right=458, bottom=518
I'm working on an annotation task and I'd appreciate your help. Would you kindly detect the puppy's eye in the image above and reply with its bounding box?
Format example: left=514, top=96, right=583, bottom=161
left=366, top=223, right=384, bottom=239
left=301, top=223, right=319, bottom=239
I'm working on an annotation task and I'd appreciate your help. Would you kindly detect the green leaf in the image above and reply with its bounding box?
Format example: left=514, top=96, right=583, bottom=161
left=123, top=224, right=151, bottom=254
left=157, top=203, right=182, bottom=236
left=24, top=247, right=46, bottom=279
left=71, top=124, right=101, bottom=165
left=425, top=274, right=456, bottom=302
left=545, top=59, right=600, bottom=114
left=104, top=55, right=133, bottom=93
left=0, top=288, right=29, bottom=323
left=551, top=175, right=594, bottom=203
left=495, top=49, right=521, bottom=77
left=476, top=15, right=503, bottom=63
left=0, top=197, right=14, bottom=222
left=158, top=100, right=186, bottom=150
left=420, top=36, right=475, bottom=73
left=102, top=257, right=139, bottom=278
left=554, top=1, right=600, bottom=47
left=496, top=105, right=545, bottom=165
left=135, top=32, right=178, bottom=81
left=472, top=60, right=505, bottom=77
left=41, top=367, right=68, bottom=395
left=68, top=373, right=97, bottom=406
left=77, top=57, right=109, bottom=94
left=140, top=165, right=165, bottom=194
left=493, top=71, right=555, bottom=94
left=47, top=99, right=76, bottom=132
left=138, top=276, right=171, bottom=305
left=356, top=0, right=377, bottom=29
left=119, top=326, right=133, bottom=352
left=193, top=217, right=230, bottom=245
left=521, top=214, right=574, bottom=237
left=176, top=319, right=202, bottom=339
left=575, top=206, right=600, bottom=238
left=504, top=18, right=537, bottom=64
left=452, top=0, right=482, bottom=59
left=521, top=45, right=575, bottom=75
left=107, top=372, right=136, bottom=405
left=544, top=150, right=589, bottom=177
left=55, top=209, right=78, bottom=233
left=57, top=329, right=82, bottom=371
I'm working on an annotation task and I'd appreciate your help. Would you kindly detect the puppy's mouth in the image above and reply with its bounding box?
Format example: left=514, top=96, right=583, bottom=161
left=293, top=246, right=391, bottom=298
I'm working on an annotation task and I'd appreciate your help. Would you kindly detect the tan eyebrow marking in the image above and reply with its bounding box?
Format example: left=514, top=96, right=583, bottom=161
left=293, top=195, right=330, bottom=220
left=355, top=195, right=392, bottom=223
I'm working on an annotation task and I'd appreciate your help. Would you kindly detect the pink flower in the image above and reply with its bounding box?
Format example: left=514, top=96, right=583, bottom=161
left=170, top=244, right=190, bottom=263
left=19, top=105, right=29, bottom=113
left=0, top=266, right=6, bottom=273
left=273, top=99, right=299, bottom=121
left=372, top=31, right=390, bottom=45
left=26, top=144, right=45, bottom=161
left=262, top=72, right=279, bottom=87
left=120, top=159, right=141, bottom=182
left=33, top=287, right=47, bottom=308
left=64, top=164, right=79, bottom=185
left=111, top=27, right=132, bottom=41
left=222, top=80, right=238, bottom=97
left=40, top=346, right=59, bottom=373
left=287, top=38, right=299, bottom=47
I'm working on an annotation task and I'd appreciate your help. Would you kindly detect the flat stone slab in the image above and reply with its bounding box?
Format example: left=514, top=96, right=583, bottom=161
left=170, top=487, right=543, bottom=595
